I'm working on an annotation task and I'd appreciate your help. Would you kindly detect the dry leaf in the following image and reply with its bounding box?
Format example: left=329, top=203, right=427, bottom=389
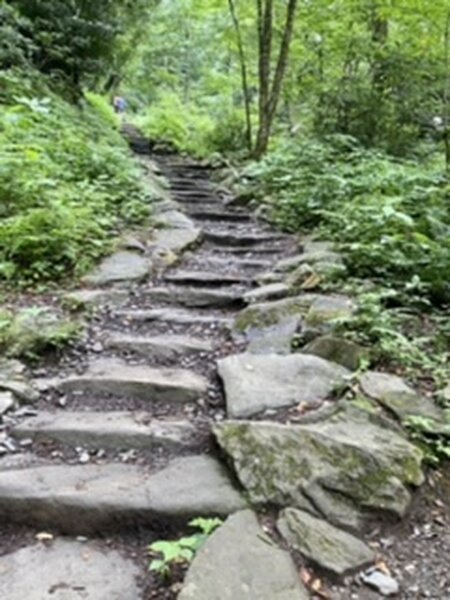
left=375, top=559, right=391, bottom=575
left=300, top=567, right=312, bottom=585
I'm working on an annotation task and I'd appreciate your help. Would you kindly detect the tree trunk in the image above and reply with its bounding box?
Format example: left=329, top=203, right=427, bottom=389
left=253, top=0, right=298, bottom=158
left=228, top=0, right=253, bottom=150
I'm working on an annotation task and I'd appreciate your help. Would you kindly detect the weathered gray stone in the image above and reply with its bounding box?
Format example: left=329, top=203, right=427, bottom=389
left=234, top=294, right=318, bottom=332
left=246, top=316, right=300, bottom=355
left=144, top=286, right=242, bottom=308
left=361, top=569, right=400, bottom=596
left=0, top=391, right=15, bottom=415
left=218, top=353, right=349, bottom=417
left=179, top=510, right=308, bottom=600
left=104, top=332, right=213, bottom=359
left=360, top=371, right=444, bottom=421
left=154, top=209, right=195, bottom=230
left=149, top=222, right=202, bottom=259
left=305, top=295, right=355, bottom=326
left=205, top=256, right=272, bottom=270
left=243, top=283, right=290, bottom=304
left=275, top=250, right=343, bottom=273
left=214, top=407, right=424, bottom=530
left=56, top=358, right=208, bottom=403
left=278, top=508, right=374, bottom=576
left=83, top=251, right=151, bottom=286
left=0, top=381, right=39, bottom=404
left=12, top=411, right=196, bottom=450
left=62, top=289, right=129, bottom=310
left=0, top=455, right=246, bottom=532
left=115, top=308, right=232, bottom=328
left=302, top=336, right=367, bottom=371
left=0, top=540, right=140, bottom=600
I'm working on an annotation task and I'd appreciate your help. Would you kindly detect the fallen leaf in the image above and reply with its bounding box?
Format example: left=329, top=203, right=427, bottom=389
left=300, top=567, right=312, bottom=586
left=375, top=559, right=391, bottom=575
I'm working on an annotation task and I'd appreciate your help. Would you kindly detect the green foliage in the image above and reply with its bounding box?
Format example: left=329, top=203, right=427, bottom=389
left=148, top=517, right=223, bottom=580
left=335, top=288, right=449, bottom=384
left=0, top=306, right=80, bottom=359
left=0, top=70, right=150, bottom=285
left=245, top=136, right=450, bottom=303
left=404, top=415, right=450, bottom=466
left=84, top=92, right=119, bottom=129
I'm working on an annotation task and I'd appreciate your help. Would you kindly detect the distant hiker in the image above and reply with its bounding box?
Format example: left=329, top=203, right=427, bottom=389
left=113, top=95, right=127, bottom=114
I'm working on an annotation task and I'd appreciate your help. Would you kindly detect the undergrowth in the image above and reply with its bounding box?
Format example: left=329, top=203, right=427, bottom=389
left=241, top=136, right=450, bottom=389
left=0, top=70, right=151, bottom=286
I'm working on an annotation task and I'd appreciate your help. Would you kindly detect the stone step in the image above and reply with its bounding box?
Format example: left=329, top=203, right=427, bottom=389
left=1, top=540, right=141, bottom=600
left=12, top=411, right=197, bottom=451
left=164, top=270, right=253, bottom=286
left=104, top=331, right=213, bottom=358
left=55, top=358, right=208, bottom=403
left=184, top=206, right=251, bottom=222
left=205, top=231, right=286, bottom=247
left=200, top=256, right=273, bottom=270
left=114, top=308, right=233, bottom=328
left=143, top=286, right=243, bottom=308
left=0, top=455, right=246, bottom=533
left=172, top=190, right=220, bottom=201
left=211, top=245, right=284, bottom=255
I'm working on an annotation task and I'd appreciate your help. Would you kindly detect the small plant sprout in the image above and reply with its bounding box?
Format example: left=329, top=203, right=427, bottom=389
left=148, top=517, right=223, bottom=579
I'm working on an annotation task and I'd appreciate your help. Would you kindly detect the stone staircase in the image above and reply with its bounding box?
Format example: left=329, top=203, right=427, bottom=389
left=0, top=133, right=436, bottom=599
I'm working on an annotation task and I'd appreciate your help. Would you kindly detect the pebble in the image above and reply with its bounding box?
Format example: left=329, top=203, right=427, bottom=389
left=361, top=569, right=400, bottom=596
left=91, top=342, right=104, bottom=353
left=78, top=451, right=90, bottom=464
left=19, top=438, right=33, bottom=448
left=3, top=438, right=18, bottom=453
left=57, top=396, right=67, bottom=408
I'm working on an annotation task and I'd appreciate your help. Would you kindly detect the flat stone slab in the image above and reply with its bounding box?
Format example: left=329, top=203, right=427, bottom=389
left=149, top=223, right=202, bottom=256
left=246, top=316, right=300, bottom=355
left=115, top=308, right=232, bottom=328
left=360, top=371, right=444, bottom=421
left=0, top=540, right=140, bottom=600
left=83, top=251, right=151, bottom=286
left=12, top=411, right=196, bottom=450
left=0, top=455, right=246, bottom=532
left=144, top=286, right=242, bottom=308
left=56, top=358, right=208, bottom=403
left=63, top=289, right=129, bottom=309
left=214, top=407, right=424, bottom=530
left=218, top=353, right=349, bottom=417
left=243, top=283, right=290, bottom=304
left=104, top=332, right=213, bottom=359
left=179, top=510, right=308, bottom=600
left=278, top=508, right=375, bottom=576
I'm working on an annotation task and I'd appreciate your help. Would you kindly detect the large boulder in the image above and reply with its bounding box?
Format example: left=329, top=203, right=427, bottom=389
left=214, top=405, right=424, bottom=530
left=234, top=294, right=318, bottom=333
left=83, top=251, right=152, bottom=286
left=179, top=510, right=308, bottom=600
left=217, top=353, right=349, bottom=417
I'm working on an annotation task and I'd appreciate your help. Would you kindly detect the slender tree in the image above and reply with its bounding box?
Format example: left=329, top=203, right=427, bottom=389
left=253, top=0, right=298, bottom=158
left=228, top=0, right=253, bottom=150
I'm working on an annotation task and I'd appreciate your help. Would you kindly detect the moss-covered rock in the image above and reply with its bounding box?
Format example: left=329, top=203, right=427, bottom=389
left=301, top=335, right=368, bottom=371
left=214, top=406, right=424, bottom=531
left=234, top=294, right=318, bottom=333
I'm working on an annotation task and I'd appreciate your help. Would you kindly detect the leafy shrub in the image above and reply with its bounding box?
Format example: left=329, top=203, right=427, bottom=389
left=84, top=91, right=119, bottom=129
left=0, top=306, right=80, bottom=359
left=0, top=70, right=150, bottom=285
left=245, top=135, right=450, bottom=303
